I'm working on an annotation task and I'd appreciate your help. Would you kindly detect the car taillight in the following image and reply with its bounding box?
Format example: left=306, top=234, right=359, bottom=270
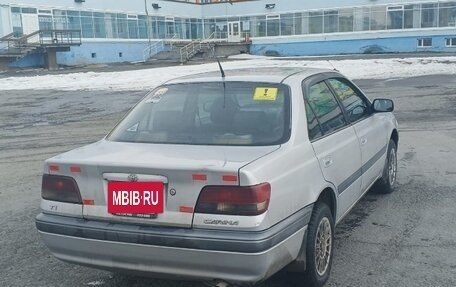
left=195, top=183, right=271, bottom=216
left=41, top=174, right=82, bottom=204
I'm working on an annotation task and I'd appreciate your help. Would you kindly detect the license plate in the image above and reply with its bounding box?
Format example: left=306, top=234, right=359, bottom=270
left=107, top=182, right=164, bottom=214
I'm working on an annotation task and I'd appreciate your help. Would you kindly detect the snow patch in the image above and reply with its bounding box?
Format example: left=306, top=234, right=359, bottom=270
left=1, top=56, right=455, bottom=91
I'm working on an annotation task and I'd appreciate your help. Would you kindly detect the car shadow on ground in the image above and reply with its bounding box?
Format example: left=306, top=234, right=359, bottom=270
left=93, top=186, right=389, bottom=287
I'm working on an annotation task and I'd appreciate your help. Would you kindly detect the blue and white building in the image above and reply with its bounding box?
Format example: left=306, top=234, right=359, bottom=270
left=1, top=0, right=456, bottom=67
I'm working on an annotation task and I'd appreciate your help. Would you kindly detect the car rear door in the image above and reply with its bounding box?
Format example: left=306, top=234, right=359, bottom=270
left=327, top=78, right=388, bottom=195
left=303, top=76, right=362, bottom=221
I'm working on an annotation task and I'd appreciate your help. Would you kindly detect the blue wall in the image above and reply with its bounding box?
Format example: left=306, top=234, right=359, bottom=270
left=9, top=53, right=44, bottom=68
left=8, top=40, right=166, bottom=68
left=250, top=33, right=456, bottom=56
left=56, top=41, right=154, bottom=66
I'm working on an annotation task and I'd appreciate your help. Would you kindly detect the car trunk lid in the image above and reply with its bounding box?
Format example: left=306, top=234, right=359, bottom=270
left=47, top=140, right=279, bottom=227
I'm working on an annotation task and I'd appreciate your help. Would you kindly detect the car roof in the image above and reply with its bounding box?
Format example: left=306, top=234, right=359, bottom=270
left=164, top=67, right=337, bottom=85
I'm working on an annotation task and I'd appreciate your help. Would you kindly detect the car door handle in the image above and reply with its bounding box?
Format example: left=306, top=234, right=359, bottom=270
left=360, top=138, right=368, bottom=146
left=323, top=156, right=333, bottom=168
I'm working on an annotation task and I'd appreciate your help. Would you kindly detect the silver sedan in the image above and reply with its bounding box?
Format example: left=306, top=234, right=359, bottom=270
left=36, top=67, right=398, bottom=287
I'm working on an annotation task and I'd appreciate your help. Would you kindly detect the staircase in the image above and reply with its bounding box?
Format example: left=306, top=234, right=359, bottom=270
left=179, top=40, right=214, bottom=64
left=0, top=32, right=40, bottom=59
left=0, top=30, right=81, bottom=64
left=145, top=32, right=224, bottom=64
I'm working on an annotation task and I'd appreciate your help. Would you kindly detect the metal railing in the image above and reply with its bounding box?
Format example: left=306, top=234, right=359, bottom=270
left=38, top=30, right=82, bottom=46
left=179, top=33, right=218, bottom=64
left=165, top=33, right=180, bottom=50
left=143, top=40, right=165, bottom=61
left=203, top=31, right=227, bottom=43
left=0, top=32, right=27, bottom=55
left=0, top=30, right=81, bottom=57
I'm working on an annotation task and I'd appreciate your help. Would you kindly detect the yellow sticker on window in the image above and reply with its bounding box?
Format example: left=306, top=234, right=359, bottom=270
left=254, top=87, right=278, bottom=101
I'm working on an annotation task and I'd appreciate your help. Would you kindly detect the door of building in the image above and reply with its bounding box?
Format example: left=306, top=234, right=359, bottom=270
left=227, top=21, right=241, bottom=42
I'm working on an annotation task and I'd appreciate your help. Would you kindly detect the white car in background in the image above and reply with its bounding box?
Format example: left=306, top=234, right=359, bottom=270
left=36, top=67, right=398, bottom=287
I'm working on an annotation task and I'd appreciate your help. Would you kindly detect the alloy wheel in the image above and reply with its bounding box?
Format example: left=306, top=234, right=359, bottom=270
left=388, top=147, right=397, bottom=186
left=315, top=217, right=332, bottom=276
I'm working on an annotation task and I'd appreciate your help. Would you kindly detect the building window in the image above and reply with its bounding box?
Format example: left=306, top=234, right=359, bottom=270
left=404, top=4, right=420, bottom=29
left=105, top=13, right=118, bottom=38
left=417, top=38, right=432, bottom=47
left=324, top=10, right=339, bottom=33
left=53, top=10, right=68, bottom=30
left=339, top=8, right=354, bottom=32
left=81, top=11, right=94, bottom=38
left=128, top=19, right=139, bottom=39
left=308, top=11, right=323, bottom=34
left=280, top=13, right=294, bottom=36
left=421, top=4, right=438, bottom=28
left=11, top=7, right=23, bottom=35
left=266, top=14, right=280, bottom=36
left=21, top=7, right=37, bottom=14
left=117, top=14, right=129, bottom=39
left=371, top=6, right=386, bottom=30
left=252, top=16, right=266, bottom=37
left=387, top=6, right=404, bottom=29
left=93, top=12, right=106, bottom=38
left=445, top=38, right=456, bottom=47
left=67, top=11, right=82, bottom=31
left=138, top=15, right=148, bottom=39
left=39, top=15, right=53, bottom=31
left=439, top=2, right=456, bottom=27
left=353, top=7, right=370, bottom=31
left=91, top=53, right=97, bottom=58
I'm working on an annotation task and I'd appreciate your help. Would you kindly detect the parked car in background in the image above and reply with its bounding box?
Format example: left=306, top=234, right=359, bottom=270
left=36, top=67, right=398, bottom=287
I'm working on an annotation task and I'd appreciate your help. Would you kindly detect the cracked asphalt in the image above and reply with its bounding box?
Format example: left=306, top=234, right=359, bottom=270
left=0, top=74, right=455, bottom=287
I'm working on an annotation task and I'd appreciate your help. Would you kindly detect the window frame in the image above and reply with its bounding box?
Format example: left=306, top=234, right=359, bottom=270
left=325, top=77, right=373, bottom=124
left=302, top=73, right=373, bottom=142
left=445, top=37, right=456, bottom=47
left=302, top=73, right=350, bottom=141
left=417, top=38, right=433, bottom=48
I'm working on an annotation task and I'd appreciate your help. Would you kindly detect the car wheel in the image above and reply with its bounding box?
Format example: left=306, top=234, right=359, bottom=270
left=304, top=202, right=334, bottom=287
left=376, top=139, right=397, bottom=194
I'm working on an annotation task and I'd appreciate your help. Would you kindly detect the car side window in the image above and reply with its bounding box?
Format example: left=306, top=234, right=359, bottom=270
left=327, top=78, right=370, bottom=123
left=305, top=101, right=323, bottom=140
left=306, top=81, right=346, bottom=136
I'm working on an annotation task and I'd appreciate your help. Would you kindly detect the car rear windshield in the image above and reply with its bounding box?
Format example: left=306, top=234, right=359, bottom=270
left=107, top=82, right=291, bottom=146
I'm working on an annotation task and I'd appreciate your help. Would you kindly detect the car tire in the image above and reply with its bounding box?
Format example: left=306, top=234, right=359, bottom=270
left=376, top=139, right=397, bottom=194
left=303, top=202, right=334, bottom=287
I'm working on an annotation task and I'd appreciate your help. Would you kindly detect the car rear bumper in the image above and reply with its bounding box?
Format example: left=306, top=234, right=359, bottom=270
left=35, top=205, right=312, bottom=283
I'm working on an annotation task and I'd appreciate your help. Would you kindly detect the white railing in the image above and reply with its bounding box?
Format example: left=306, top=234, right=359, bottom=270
left=142, top=40, right=165, bottom=62
left=165, top=33, right=181, bottom=49
left=202, top=31, right=227, bottom=43
left=180, top=39, right=212, bottom=64
left=179, top=32, right=223, bottom=64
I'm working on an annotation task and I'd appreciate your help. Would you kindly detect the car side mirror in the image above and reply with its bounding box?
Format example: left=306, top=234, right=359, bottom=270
left=372, top=99, right=394, bottom=113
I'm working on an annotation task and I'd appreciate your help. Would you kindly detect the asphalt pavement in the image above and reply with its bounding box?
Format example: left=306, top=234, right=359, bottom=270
left=0, top=74, right=455, bottom=287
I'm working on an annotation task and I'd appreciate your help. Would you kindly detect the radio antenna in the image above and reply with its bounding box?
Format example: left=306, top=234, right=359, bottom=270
left=216, top=57, right=226, bottom=78
left=327, top=60, right=339, bottom=71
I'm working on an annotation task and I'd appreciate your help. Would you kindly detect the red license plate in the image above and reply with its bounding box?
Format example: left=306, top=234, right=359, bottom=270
left=107, top=182, right=164, bottom=214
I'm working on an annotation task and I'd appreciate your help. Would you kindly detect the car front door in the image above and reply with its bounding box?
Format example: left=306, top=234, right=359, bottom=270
left=303, top=77, right=362, bottom=221
left=327, top=78, right=389, bottom=195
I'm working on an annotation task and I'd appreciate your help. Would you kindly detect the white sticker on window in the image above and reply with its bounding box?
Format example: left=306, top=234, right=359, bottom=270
left=145, top=87, right=168, bottom=104
left=127, top=123, right=139, bottom=132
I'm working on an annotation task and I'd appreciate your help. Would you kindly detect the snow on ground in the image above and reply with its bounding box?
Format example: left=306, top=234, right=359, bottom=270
left=1, top=56, right=456, bottom=91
